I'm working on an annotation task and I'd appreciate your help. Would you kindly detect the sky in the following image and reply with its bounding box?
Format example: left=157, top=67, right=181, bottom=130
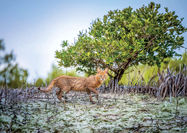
left=0, top=0, right=187, bottom=82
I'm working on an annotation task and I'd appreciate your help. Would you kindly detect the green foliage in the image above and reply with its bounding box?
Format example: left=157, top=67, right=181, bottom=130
left=7, top=64, right=28, bottom=88
left=35, top=78, right=45, bottom=87
left=66, top=70, right=79, bottom=77
left=169, top=51, right=187, bottom=72
left=45, top=64, right=64, bottom=85
left=56, top=2, right=186, bottom=84
left=0, top=40, right=29, bottom=88
left=119, top=65, right=159, bottom=85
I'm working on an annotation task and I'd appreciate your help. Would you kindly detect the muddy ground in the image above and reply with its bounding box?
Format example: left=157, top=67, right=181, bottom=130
left=0, top=90, right=187, bottom=132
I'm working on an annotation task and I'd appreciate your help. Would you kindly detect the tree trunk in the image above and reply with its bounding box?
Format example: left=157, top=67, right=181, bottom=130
left=108, top=69, right=125, bottom=93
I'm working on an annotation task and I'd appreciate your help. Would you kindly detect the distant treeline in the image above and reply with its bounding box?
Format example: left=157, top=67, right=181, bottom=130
left=0, top=40, right=28, bottom=88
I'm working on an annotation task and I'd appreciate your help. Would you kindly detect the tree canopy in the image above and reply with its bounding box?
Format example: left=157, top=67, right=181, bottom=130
left=55, top=2, right=186, bottom=86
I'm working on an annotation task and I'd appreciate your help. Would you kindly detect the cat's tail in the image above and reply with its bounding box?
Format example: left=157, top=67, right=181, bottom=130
left=38, top=80, right=56, bottom=92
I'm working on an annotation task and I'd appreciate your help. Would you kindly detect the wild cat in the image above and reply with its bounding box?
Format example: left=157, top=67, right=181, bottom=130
left=38, top=68, right=108, bottom=103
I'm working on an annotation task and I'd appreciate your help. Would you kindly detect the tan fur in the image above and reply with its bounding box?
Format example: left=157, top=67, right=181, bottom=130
left=38, top=68, right=108, bottom=103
